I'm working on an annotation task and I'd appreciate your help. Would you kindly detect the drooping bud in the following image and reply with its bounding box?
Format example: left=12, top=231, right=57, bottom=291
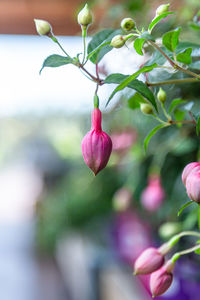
left=77, top=4, right=93, bottom=29
left=157, top=87, right=167, bottom=103
left=121, top=18, right=136, bottom=31
left=34, top=19, right=53, bottom=37
left=110, top=35, right=126, bottom=48
left=134, top=247, right=165, bottom=275
left=181, top=162, right=200, bottom=186
left=150, top=260, right=174, bottom=297
left=186, top=170, right=200, bottom=203
left=81, top=108, right=112, bottom=175
left=141, top=175, right=165, bottom=212
left=140, top=103, right=153, bottom=115
left=112, top=187, right=132, bottom=212
left=156, top=4, right=170, bottom=16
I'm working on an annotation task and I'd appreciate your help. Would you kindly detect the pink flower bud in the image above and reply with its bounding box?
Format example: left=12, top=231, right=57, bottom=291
left=141, top=176, right=165, bottom=212
left=134, top=247, right=164, bottom=275
left=112, top=187, right=132, bottom=212
left=150, top=260, right=174, bottom=297
left=186, top=170, right=200, bottom=203
left=81, top=108, right=112, bottom=175
left=182, top=162, right=200, bottom=186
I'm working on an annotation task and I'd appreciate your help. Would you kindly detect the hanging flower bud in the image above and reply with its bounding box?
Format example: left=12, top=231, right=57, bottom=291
left=181, top=162, right=200, bottom=186
left=34, top=19, right=53, bottom=37
left=186, top=170, right=200, bottom=203
left=156, top=4, right=170, bottom=16
left=140, top=103, right=153, bottom=115
left=110, top=35, right=126, bottom=48
left=77, top=4, right=93, bottom=29
left=157, top=87, right=167, bottom=103
left=81, top=108, right=112, bottom=175
left=141, top=175, right=165, bottom=212
left=134, top=247, right=165, bottom=275
left=121, top=18, right=136, bottom=31
left=150, top=260, right=174, bottom=297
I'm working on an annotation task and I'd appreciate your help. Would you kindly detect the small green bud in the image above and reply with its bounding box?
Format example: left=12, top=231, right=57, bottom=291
left=34, top=19, right=53, bottom=37
left=110, top=35, right=126, bottom=48
left=156, top=4, right=170, bottom=16
left=77, top=4, right=93, bottom=29
left=140, top=103, right=153, bottom=115
left=157, top=88, right=167, bottom=103
left=159, top=222, right=182, bottom=240
left=121, top=18, right=136, bottom=31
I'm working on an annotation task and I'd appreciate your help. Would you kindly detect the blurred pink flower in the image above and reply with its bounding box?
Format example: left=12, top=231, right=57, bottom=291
left=141, top=176, right=165, bottom=212
left=111, top=127, right=137, bottom=156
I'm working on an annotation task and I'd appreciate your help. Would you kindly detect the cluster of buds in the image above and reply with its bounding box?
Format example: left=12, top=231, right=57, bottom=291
left=182, top=162, right=200, bottom=203
left=81, top=107, right=112, bottom=175
left=141, top=175, right=165, bottom=212
left=134, top=242, right=174, bottom=297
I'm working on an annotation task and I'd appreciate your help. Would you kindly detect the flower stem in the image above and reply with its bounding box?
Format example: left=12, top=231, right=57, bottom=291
left=51, top=36, right=71, bottom=57
left=146, top=78, right=199, bottom=86
left=171, top=244, right=200, bottom=263
left=82, top=27, right=87, bottom=64
left=168, top=231, right=200, bottom=248
left=148, top=40, right=200, bottom=80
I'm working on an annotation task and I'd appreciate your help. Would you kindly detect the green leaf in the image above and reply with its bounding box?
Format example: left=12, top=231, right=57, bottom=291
left=106, top=64, right=157, bottom=107
left=177, top=201, right=193, bottom=216
left=134, top=38, right=145, bottom=55
left=140, top=31, right=155, bottom=41
left=128, top=92, right=146, bottom=110
left=162, top=27, right=181, bottom=52
left=169, top=98, right=186, bottom=115
left=40, top=55, right=73, bottom=74
left=196, top=116, right=200, bottom=136
left=148, top=12, right=175, bottom=32
left=144, top=124, right=166, bottom=151
left=195, top=248, right=200, bottom=255
left=176, top=48, right=192, bottom=64
left=87, top=29, right=121, bottom=63
left=104, top=74, right=156, bottom=109
left=174, top=109, right=185, bottom=127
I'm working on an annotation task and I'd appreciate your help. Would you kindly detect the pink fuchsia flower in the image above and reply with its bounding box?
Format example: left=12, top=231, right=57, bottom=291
left=182, top=162, right=200, bottom=186
left=141, top=176, right=165, bottom=212
left=150, top=260, right=174, bottom=297
left=134, top=247, right=165, bottom=275
left=186, top=170, right=200, bottom=203
left=81, top=108, right=112, bottom=175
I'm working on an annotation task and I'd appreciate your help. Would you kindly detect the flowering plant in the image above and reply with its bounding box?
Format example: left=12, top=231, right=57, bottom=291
left=34, top=3, right=200, bottom=297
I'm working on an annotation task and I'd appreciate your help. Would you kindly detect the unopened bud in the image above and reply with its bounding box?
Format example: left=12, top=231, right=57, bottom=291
left=150, top=260, right=174, bottom=297
left=157, top=87, right=167, bottom=103
left=77, top=4, right=93, bottom=29
left=182, top=162, right=200, bottom=186
left=134, top=247, right=165, bottom=275
left=121, top=18, right=136, bottom=31
left=110, top=35, right=126, bottom=48
left=34, top=19, right=53, bottom=37
left=156, top=4, right=170, bottom=16
left=186, top=170, right=200, bottom=203
left=140, top=103, right=153, bottom=115
left=81, top=108, right=112, bottom=175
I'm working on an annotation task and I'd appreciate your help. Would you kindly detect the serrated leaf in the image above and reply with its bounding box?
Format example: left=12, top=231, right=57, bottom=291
left=162, top=27, right=181, bottom=52
left=87, top=29, right=121, bottom=63
left=177, top=48, right=192, bottom=64
left=196, top=116, right=200, bottom=136
left=144, top=124, right=166, bottom=151
left=134, top=38, right=145, bottom=55
left=148, top=12, right=174, bottom=32
left=128, top=92, right=146, bottom=109
left=104, top=74, right=156, bottom=109
left=177, top=200, right=193, bottom=216
left=169, top=99, right=186, bottom=114
left=106, top=64, right=158, bottom=108
left=40, top=55, right=73, bottom=74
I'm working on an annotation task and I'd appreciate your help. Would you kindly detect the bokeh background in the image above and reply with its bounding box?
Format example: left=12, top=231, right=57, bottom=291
left=0, top=0, right=200, bottom=299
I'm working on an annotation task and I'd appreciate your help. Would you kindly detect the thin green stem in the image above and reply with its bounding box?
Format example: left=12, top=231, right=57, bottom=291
left=172, top=244, right=200, bottom=263
left=82, top=27, right=87, bottom=64
left=161, top=102, right=170, bottom=119
left=51, top=36, right=71, bottom=57
left=146, top=78, right=199, bottom=86
left=152, top=114, right=168, bottom=125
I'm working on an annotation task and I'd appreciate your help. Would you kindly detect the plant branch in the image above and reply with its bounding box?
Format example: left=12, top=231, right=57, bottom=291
left=146, top=78, right=199, bottom=86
